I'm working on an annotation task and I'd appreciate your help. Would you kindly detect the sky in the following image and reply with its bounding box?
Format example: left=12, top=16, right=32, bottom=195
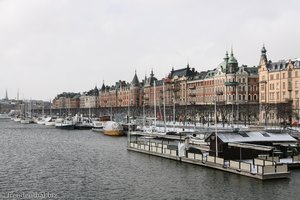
left=0, top=0, right=300, bottom=101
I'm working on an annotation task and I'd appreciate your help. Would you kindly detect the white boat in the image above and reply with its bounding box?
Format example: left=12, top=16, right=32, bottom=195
left=45, top=121, right=55, bottom=126
left=103, top=121, right=123, bottom=136
left=0, top=114, right=10, bottom=120
left=14, top=117, right=21, bottom=122
left=20, top=118, right=33, bottom=124
left=36, top=116, right=52, bottom=125
left=44, top=117, right=56, bottom=126
left=91, top=121, right=104, bottom=132
left=55, top=118, right=75, bottom=130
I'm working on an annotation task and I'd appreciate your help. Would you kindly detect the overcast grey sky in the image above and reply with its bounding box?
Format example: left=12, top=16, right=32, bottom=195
left=1, top=0, right=299, bottom=100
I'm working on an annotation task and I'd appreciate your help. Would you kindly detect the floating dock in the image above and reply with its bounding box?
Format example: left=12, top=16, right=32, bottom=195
left=127, top=133, right=291, bottom=180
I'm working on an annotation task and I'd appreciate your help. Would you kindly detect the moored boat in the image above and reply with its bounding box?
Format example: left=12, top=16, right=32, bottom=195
left=0, top=113, right=10, bottom=120
left=20, top=118, right=34, bottom=124
left=91, top=121, right=104, bottom=132
left=55, top=118, right=75, bottom=130
left=103, top=121, right=123, bottom=136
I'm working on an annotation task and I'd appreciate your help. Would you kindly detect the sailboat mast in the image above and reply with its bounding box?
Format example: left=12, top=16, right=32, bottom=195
left=163, top=81, right=166, bottom=132
left=154, top=80, right=157, bottom=128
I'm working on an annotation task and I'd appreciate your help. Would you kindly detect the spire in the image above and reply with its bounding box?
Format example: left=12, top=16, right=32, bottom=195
left=5, top=89, right=8, bottom=100
left=261, top=44, right=267, bottom=54
left=150, top=68, right=154, bottom=77
left=230, top=46, right=234, bottom=56
left=187, top=61, right=190, bottom=69
left=259, top=44, right=268, bottom=66
left=131, top=70, right=140, bottom=87
left=101, top=80, right=105, bottom=92
left=224, top=50, right=229, bottom=61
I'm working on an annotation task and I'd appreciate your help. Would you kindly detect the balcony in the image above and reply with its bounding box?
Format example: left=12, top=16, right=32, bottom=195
left=189, top=93, right=196, bottom=97
left=189, top=85, right=196, bottom=90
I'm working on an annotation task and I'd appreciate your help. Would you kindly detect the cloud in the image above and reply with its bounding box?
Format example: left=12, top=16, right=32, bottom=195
left=0, top=0, right=299, bottom=100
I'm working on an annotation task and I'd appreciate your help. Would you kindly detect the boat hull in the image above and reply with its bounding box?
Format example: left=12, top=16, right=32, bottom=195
left=91, top=127, right=103, bottom=132
left=103, top=130, right=123, bottom=136
left=55, top=124, right=75, bottom=130
left=45, top=122, right=55, bottom=126
left=74, top=125, right=92, bottom=130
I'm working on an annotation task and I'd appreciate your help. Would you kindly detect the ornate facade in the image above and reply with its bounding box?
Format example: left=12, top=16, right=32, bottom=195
left=258, top=46, right=300, bottom=125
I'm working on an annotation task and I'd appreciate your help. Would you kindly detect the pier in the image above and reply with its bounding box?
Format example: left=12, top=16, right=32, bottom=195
left=127, top=132, right=292, bottom=180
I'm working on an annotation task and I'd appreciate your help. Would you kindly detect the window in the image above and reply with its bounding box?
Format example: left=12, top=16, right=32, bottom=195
left=283, top=73, right=285, bottom=79
left=276, top=83, right=280, bottom=90
left=277, top=92, right=280, bottom=100
left=289, top=81, right=292, bottom=89
left=261, top=84, right=265, bottom=90
left=296, top=71, right=299, bottom=77
left=283, top=82, right=286, bottom=89
left=296, top=81, right=298, bottom=89
left=261, top=132, right=270, bottom=137
left=262, top=75, right=266, bottom=81
left=270, top=75, right=274, bottom=80
left=261, top=93, right=265, bottom=100
left=276, top=74, right=279, bottom=79
left=239, top=132, right=249, bottom=137
left=288, top=71, right=292, bottom=78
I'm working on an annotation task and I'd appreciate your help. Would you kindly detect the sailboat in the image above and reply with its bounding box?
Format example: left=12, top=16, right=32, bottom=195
left=21, top=100, right=33, bottom=124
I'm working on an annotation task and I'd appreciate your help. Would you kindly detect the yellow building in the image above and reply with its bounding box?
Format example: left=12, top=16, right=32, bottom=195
left=259, top=45, right=300, bottom=125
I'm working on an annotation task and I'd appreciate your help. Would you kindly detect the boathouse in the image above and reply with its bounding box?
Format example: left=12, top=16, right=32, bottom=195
left=207, top=131, right=298, bottom=160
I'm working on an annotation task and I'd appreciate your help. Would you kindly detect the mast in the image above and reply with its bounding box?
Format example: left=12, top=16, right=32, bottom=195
left=163, top=81, right=166, bottom=132
left=154, top=80, right=157, bottom=128
left=127, top=87, right=131, bottom=146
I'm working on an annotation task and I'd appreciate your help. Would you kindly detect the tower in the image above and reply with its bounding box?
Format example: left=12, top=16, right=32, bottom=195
left=259, top=44, right=268, bottom=66
left=5, top=89, right=8, bottom=100
left=227, top=48, right=238, bottom=74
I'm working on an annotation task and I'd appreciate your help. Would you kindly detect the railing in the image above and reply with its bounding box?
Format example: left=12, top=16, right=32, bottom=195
left=129, top=142, right=289, bottom=175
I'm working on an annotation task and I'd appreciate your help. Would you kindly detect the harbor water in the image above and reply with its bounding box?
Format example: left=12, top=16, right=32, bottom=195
left=1, top=120, right=300, bottom=200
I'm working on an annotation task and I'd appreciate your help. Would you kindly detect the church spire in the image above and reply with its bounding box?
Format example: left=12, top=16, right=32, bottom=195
left=5, top=89, right=8, bottom=100
left=150, top=68, right=154, bottom=77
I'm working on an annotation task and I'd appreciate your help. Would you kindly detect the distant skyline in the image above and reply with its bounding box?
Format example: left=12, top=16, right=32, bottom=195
left=1, top=0, right=300, bottom=100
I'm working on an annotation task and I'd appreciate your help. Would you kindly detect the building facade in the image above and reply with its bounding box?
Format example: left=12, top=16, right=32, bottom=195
left=258, top=46, right=300, bottom=125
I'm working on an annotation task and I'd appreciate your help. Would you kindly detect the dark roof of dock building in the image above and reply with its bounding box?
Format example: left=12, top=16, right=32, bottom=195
left=216, top=131, right=297, bottom=143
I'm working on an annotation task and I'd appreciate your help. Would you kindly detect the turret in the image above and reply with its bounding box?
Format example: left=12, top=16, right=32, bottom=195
left=227, top=48, right=238, bottom=74
left=259, top=44, right=268, bottom=66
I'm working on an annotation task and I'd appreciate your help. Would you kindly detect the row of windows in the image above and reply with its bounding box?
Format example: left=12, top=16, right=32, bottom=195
left=264, top=81, right=299, bottom=91
left=263, top=71, right=300, bottom=81
left=189, top=94, right=258, bottom=102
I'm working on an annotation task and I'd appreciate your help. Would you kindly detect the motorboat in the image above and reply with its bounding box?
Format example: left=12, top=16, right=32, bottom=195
left=55, top=118, right=75, bottom=130
left=20, top=118, right=34, bottom=124
left=91, top=121, right=104, bottom=132
left=0, top=113, right=10, bottom=121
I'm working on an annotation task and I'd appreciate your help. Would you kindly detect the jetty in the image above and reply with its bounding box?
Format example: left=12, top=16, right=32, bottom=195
left=127, top=131, right=299, bottom=180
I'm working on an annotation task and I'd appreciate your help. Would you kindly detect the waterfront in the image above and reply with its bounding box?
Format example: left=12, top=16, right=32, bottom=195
left=1, top=121, right=300, bottom=199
